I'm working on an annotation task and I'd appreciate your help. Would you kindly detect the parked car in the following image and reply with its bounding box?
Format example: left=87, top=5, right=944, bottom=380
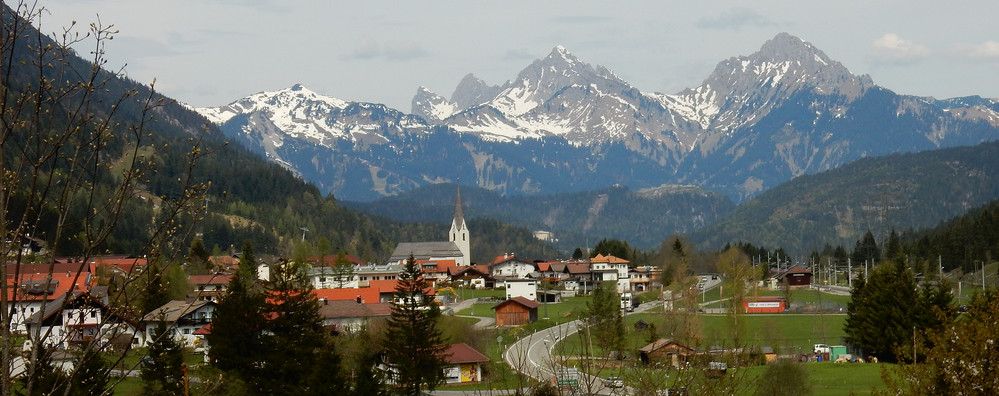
left=604, top=376, right=624, bottom=388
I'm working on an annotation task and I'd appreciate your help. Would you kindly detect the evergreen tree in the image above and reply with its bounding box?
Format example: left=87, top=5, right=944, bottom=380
left=878, top=290, right=999, bottom=395
left=302, top=337, right=350, bottom=396
left=851, top=230, right=881, bottom=265
left=331, top=251, right=355, bottom=288
left=383, top=254, right=448, bottom=395
left=259, top=259, right=326, bottom=393
left=591, top=238, right=632, bottom=261
left=16, top=344, right=67, bottom=396
left=188, top=237, right=213, bottom=273
left=139, top=262, right=172, bottom=317
left=585, top=281, right=625, bottom=355
left=844, top=258, right=952, bottom=362
left=67, top=347, right=111, bottom=396
left=141, top=321, right=185, bottom=395
left=207, top=241, right=268, bottom=392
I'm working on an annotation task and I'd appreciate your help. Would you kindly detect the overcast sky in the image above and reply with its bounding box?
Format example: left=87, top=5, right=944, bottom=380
left=35, top=1, right=999, bottom=111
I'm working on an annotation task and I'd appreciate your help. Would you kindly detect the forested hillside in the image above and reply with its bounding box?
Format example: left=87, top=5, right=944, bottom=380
left=691, top=141, right=999, bottom=255
left=345, top=183, right=735, bottom=250
left=900, top=198, right=999, bottom=273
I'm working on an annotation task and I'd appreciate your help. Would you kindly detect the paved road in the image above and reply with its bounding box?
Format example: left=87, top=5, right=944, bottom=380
left=503, top=301, right=659, bottom=395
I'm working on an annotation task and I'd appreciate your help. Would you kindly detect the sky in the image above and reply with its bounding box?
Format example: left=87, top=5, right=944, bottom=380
left=32, top=1, right=999, bottom=111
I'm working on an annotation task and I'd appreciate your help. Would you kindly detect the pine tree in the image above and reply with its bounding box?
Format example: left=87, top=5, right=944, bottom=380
left=141, top=321, right=185, bottom=395
left=383, top=254, right=448, bottom=395
left=844, top=258, right=953, bottom=362
left=585, top=281, right=625, bottom=355
left=16, top=344, right=67, bottom=396
left=259, top=259, right=326, bottom=393
left=67, top=347, right=111, bottom=396
left=207, top=242, right=268, bottom=392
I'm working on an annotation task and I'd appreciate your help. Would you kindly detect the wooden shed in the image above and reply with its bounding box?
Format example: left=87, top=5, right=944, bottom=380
left=639, top=338, right=698, bottom=367
left=491, top=296, right=540, bottom=327
left=442, top=343, right=490, bottom=383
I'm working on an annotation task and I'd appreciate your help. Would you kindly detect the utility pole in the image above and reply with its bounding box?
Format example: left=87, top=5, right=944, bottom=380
left=848, top=258, right=852, bottom=289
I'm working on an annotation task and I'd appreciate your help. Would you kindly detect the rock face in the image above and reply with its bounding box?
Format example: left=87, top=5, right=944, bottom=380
left=198, top=33, right=999, bottom=202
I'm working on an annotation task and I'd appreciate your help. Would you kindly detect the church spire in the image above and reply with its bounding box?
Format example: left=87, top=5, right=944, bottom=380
left=450, top=182, right=470, bottom=266
left=453, top=183, right=465, bottom=231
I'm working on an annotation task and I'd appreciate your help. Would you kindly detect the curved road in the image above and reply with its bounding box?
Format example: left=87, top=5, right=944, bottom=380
left=504, top=301, right=661, bottom=395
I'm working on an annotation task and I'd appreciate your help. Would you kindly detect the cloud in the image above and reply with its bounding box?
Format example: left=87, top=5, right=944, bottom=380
left=352, top=38, right=381, bottom=59
left=952, top=40, right=999, bottom=60
left=347, top=38, right=426, bottom=61
left=382, top=40, right=428, bottom=61
left=870, top=33, right=930, bottom=63
left=696, top=7, right=776, bottom=30
left=548, top=15, right=612, bottom=24
left=503, top=48, right=535, bottom=61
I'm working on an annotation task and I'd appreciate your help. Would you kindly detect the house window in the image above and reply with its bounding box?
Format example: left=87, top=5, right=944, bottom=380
left=183, top=329, right=191, bottom=335
left=90, top=311, right=97, bottom=318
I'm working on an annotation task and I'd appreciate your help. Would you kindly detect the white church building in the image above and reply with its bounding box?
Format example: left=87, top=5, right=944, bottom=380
left=388, top=185, right=471, bottom=266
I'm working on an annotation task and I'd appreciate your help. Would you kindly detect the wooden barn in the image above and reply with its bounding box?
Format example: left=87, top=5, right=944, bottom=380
left=491, top=296, right=540, bottom=327
left=776, top=265, right=812, bottom=287
left=639, top=338, right=699, bottom=367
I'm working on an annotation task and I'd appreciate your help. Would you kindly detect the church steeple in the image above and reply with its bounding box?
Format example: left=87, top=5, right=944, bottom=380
left=449, top=183, right=470, bottom=266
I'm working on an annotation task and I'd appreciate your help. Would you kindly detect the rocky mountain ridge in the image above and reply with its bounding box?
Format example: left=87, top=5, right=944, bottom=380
left=196, top=33, right=999, bottom=202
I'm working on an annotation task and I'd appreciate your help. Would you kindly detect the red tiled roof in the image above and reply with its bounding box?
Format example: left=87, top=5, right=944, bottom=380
left=314, top=287, right=381, bottom=303
left=193, top=323, right=212, bottom=335
left=6, top=272, right=91, bottom=301
left=590, top=254, right=629, bottom=265
left=444, top=343, right=489, bottom=364
left=189, top=274, right=233, bottom=285
left=417, top=259, right=458, bottom=274
left=367, top=279, right=436, bottom=296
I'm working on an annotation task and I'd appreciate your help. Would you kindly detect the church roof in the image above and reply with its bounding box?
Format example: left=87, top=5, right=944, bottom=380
left=389, top=241, right=463, bottom=263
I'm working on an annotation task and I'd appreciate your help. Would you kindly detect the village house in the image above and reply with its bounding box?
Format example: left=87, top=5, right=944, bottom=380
left=5, top=262, right=93, bottom=333
left=417, top=259, right=459, bottom=288
left=488, top=253, right=535, bottom=280
left=23, top=291, right=140, bottom=350
left=560, top=262, right=595, bottom=294
left=355, top=263, right=404, bottom=287
left=450, top=265, right=492, bottom=289
left=141, top=300, right=216, bottom=348
left=503, top=279, right=537, bottom=300
left=304, top=253, right=367, bottom=289
left=628, top=266, right=661, bottom=292
left=189, top=273, right=232, bottom=302
left=590, top=254, right=631, bottom=293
